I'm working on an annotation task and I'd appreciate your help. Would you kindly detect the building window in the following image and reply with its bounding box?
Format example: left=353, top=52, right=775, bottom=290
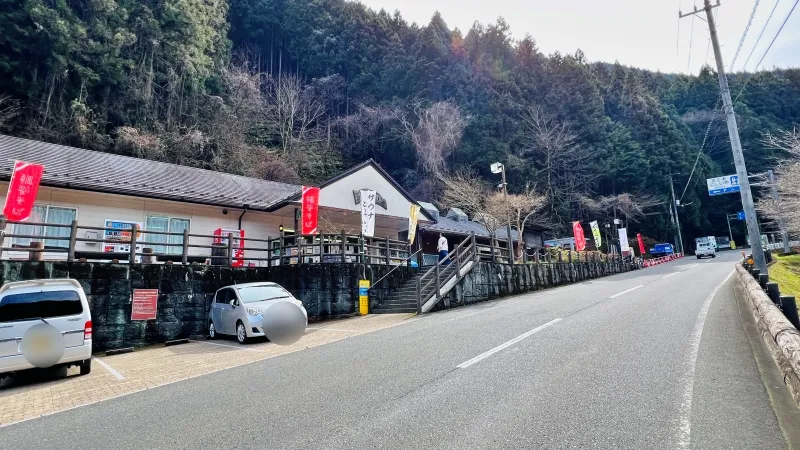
left=13, top=205, right=77, bottom=248
left=145, top=216, right=190, bottom=254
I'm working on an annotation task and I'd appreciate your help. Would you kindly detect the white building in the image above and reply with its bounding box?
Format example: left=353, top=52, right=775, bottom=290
left=0, top=134, right=431, bottom=265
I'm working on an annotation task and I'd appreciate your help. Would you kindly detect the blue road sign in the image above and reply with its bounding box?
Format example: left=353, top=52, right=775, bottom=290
left=707, top=174, right=741, bottom=196
left=737, top=211, right=746, bottom=221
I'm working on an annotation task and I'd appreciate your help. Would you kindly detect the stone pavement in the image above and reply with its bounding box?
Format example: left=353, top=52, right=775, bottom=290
left=0, top=313, right=415, bottom=427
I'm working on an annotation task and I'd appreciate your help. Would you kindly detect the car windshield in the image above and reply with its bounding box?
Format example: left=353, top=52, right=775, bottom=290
left=0, top=290, right=83, bottom=323
left=236, top=285, right=292, bottom=304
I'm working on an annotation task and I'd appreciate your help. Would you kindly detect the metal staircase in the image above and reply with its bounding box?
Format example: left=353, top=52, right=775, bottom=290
left=373, top=235, right=479, bottom=314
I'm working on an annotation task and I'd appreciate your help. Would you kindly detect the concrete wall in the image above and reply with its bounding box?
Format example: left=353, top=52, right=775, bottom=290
left=0, top=261, right=415, bottom=351
left=436, top=260, right=628, bottom=311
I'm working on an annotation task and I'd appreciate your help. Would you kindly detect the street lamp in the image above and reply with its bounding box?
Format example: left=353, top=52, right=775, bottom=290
left=491, top=162, right=514, bottom=264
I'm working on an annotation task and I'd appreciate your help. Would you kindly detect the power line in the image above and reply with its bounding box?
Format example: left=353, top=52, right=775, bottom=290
left=733, top=0, right=799, bottom=105
left=687, top=14, right=696, bottom=73
left=740, top=0, right=782, bottom=70
left=729, top=0, right=761, bottom=71
left=679, top=105, right=721, bottom=202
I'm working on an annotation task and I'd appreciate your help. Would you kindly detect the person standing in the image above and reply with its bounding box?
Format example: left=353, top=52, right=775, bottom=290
left=437, top=233, right=449, bottom=264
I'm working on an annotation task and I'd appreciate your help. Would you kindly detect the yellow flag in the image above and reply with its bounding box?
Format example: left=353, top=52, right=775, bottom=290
left=408, top=204, right=421, bottom=244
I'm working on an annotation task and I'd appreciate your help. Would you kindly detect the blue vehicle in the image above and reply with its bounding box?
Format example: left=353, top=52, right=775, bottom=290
left=649, top=243, right=674, bottom=258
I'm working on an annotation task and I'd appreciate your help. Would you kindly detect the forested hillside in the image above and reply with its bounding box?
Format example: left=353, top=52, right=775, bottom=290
left=1, top=0, right=799, bottom=244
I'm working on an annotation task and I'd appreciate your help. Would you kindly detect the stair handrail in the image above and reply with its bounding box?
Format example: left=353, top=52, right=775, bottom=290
left=368, top=249, right=423, bottom=291
left=416, top=233, right=477, bottom=310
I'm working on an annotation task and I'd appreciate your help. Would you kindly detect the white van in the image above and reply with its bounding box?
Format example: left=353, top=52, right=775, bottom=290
left=696, top=241, right=716, bottom=259
left=0, top=279, right=92, bottom=378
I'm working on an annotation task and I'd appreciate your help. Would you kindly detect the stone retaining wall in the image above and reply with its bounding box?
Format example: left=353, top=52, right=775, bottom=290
left=0, top=261, right=414, bottom=351
left=436, top=259, right=628, bottom=310
left=734, top=264, right=800, bottom=407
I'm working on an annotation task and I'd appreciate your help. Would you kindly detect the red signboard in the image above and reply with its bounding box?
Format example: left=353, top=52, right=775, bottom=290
left=573, top=221, right=586, bottom=251
left=131, top=289, right=159, bottom=321
left=637, top=233, right=646, bottom=256
left=301, top=186, right=320, bottom=235
left=3, top=161, right=44, bottom=221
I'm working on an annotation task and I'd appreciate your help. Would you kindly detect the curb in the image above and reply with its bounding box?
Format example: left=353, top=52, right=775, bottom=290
left=735, top=264, right=800, bottom=408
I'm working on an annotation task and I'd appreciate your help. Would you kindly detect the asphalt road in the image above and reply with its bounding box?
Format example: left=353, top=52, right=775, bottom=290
left=2, top=252, right=796, bottom=449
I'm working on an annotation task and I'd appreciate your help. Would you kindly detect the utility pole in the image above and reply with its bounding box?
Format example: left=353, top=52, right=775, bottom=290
left=768, top=170, right=790, bottom=253
left=680, top=0, right=766, bottom=272
left=669, top=174, right=685, bottom=254
left=491, top=162, right=515, bottom=264
left=726, top=213, right=734, bottom=243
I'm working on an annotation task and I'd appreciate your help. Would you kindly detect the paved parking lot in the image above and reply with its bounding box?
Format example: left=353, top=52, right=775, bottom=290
left=0, top=313, right=415, bottom=427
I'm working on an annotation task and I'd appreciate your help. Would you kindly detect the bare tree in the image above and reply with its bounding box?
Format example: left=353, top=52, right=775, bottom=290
left=398, top=101, right=466, bottom=175
left=578, top=193, right=663, bottom=224
left=263, top=75, right=326, bottom=155
left=0, top=95, right=20, bottom=131
left=493, top=184, right=549, bottom=259
left=439, top=170, right=504, bottom=247
left=759, top=130, right=800, bottom=232
left=518, top=106, right=595, bottom=224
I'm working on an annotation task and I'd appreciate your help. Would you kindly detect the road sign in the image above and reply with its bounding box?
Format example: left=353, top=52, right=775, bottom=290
left=737, top=211, right=745, bottom=221
left=706, top=175, right=740, bottom=196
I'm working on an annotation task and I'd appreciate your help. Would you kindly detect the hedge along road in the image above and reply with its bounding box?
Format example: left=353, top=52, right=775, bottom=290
left=1, top=252, right=794, bottom=450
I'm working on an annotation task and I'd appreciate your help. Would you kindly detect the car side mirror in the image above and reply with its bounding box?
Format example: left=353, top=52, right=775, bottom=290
left=229, top=299, right=236, bottom=308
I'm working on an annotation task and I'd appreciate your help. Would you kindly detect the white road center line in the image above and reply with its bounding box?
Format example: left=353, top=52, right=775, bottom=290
left=676, top=269, right=735, bottom=449
left=663, top=272, right=681, bottom=279
left=93, top=356, right=125, bottom=380
left=686, top=263, right=700, bottom=269
left=608, top=285, right=644, bottom=299
left=457, top=318, right=562, bottom=369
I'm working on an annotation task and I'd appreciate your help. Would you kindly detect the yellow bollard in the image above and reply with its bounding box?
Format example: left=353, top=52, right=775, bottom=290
left=359, top=280, right=370, bottom=315
left=731, top=241, right=736, bottom=250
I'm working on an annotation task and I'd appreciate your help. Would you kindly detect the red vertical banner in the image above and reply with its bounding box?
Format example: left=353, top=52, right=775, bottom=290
left=3, top=161, right=44, bottom=221
left=637, top=233, right=646, bottom=256
left=301, top=186, right=320, bottom=235
left=572, top=221, right=586, bottom=251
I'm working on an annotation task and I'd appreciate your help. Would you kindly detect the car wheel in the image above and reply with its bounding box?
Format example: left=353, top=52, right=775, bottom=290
left=79, top=359, right=91, bottom=376
left=696, top=255, right=701, bottom=259
left=236, top=321, right=248, bottom=345
left=208, top=321, right=217, bottom=339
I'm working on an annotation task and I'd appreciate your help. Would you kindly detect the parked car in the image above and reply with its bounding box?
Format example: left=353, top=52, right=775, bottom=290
left=208, top=282, right=307, bottom=344
left=0, top=279, right=92, bottom=378
left=695, top=241, right=717, bottom=259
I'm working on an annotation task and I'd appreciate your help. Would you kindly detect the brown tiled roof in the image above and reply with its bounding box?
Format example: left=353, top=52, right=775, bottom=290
left=0, top=134, right=300, bottom=211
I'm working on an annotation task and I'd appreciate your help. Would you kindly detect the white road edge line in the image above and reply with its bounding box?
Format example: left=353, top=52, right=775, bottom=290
left=457, top=318, right=562, bottom=369
left=676, top=269, right=735, bottom=449
left=92, top=356, right=125, bottom=381
left=608, top=285, right=644, bottom=299
left=663, top=272, right=681, bottom=279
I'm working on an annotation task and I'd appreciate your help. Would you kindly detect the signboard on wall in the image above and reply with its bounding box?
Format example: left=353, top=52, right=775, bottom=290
left=3, top=161, right=44, bottom=221
left=706, top=175, right=740, bottom=196
left=131, top=289, right=158, bottom=320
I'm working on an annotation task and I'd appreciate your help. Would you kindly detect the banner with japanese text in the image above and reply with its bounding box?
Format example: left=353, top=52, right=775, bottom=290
left=360, top=189, right=376, bottom=237
left=572, top=221, right=586, bottom=251
left=408, top=204, right=421, bottom=244
left=637, top=233, right=646, bottom=256
left=589, top=221, right=602, bottom=249
left=3, top=161, right=44, bottom=221
left=618, top=228, right=629, bottom=253
left=301, top=186, right=320, bottom=235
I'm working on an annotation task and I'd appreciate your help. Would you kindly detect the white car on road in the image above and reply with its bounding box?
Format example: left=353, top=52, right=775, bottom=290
left=208, top=282, right=307, bottom=344
left=695, top=241, right=716, bottom=259
left=0, top=279, right=92, bottom=378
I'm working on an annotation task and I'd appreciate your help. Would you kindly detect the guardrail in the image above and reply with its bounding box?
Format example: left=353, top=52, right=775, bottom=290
left=0, top=217, right=411, bottom=267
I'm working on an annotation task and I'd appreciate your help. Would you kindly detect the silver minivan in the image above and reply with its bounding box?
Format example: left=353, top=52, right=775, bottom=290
left=0, top=279, right=92, bottom=377
left=208, top=282, right=307, bottom=344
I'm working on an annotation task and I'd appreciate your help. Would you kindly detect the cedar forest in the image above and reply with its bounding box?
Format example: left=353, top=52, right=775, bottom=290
left=1, top=0, right=799, bottom=249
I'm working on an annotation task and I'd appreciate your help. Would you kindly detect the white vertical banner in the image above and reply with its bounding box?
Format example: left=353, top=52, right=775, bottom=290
left=618, top=228, right=629, bottom=252
left=360, top=189, right=376, bottom=237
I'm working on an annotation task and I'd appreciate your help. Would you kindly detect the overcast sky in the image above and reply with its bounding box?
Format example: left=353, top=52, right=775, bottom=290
left=356, top=0, right=800, bottom=74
